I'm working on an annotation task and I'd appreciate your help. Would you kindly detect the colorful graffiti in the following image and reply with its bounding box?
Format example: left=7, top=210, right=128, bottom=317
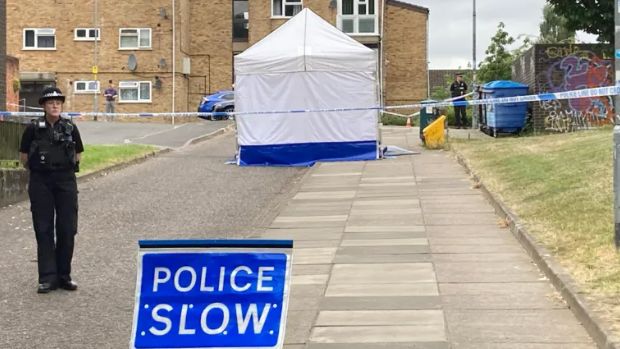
left=538, top=47, right=614, bottom=132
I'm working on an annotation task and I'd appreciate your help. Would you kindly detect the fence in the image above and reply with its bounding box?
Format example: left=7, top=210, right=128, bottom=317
left=0, top=118, right=29, bottom=164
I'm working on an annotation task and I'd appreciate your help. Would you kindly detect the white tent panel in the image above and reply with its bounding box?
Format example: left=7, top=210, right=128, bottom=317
left=236, top=71, right=377, bottom=145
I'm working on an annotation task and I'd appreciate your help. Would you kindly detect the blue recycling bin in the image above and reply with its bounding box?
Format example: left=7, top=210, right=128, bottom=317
left=481, top=80, right=529, bottom=137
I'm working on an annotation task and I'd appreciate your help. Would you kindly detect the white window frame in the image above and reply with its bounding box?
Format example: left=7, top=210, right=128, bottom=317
left=119, top=81, right=152, bottom=103
left=271, top=0, right=303, bottom=18
left=22, top=28, right=56, bottom=50
left=337, top=0, right=378, bottom=35
left=74, top=80, right=100, bottom=94
left=118, top=28, right=152, bottom=50
left=74, top=28, right=100, bottom=41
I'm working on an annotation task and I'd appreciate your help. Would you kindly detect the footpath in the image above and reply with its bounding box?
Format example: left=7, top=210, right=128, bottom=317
left=259, top=127, right=596, bottom=348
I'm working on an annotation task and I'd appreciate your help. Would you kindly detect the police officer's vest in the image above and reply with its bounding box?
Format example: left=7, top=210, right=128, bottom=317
left=28, top=117, right=76, bottom=172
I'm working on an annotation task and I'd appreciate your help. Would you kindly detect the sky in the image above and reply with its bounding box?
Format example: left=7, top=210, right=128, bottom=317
left=402, top=0, right=599, bottom=69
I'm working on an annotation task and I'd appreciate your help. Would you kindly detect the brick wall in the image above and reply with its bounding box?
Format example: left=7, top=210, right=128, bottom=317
left=0, top=0, right=6, bottom=111
left=512, top=44, right=614, bottom=132
left=383, top=1, right=428, bottom=109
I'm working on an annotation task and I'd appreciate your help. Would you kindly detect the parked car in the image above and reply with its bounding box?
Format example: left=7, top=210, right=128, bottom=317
left=197, top=90, right=234, bottom=120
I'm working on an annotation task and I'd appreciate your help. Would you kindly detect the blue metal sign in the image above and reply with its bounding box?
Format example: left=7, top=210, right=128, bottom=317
left=131, top=240, right=293, bottom=349
left=616, top=49, right=620, bottom=59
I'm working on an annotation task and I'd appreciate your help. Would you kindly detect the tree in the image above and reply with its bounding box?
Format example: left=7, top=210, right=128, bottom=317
left=477, top=22, right=515, bottom=83
left=538, top=4, right=576, bottom=43
left=546, top=0, right=612, bottom=43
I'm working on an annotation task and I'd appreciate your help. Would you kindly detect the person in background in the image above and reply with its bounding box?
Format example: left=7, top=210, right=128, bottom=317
left=103, top=80, right=118, bottom=121
left=450, top=73, right=468, bottom=129
left=19, top=87, right=84, bottom=294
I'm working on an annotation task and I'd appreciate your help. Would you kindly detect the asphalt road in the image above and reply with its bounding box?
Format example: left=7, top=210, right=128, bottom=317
left=75, top=119, right=234, bottom=148
left=0, top=132, right=307, bottom=348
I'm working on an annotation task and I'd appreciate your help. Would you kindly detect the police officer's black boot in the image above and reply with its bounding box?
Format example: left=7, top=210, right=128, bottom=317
left=37, top=282, right=57, bottom=294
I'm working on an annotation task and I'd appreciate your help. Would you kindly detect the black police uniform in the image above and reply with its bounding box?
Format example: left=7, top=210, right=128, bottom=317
left=19, top=116, right=84, bottom=288
left=450, top=79, right=468, bottom=128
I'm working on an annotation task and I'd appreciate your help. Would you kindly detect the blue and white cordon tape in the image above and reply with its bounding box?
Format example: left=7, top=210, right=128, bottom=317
left=1, top=85, right=619, bottom=119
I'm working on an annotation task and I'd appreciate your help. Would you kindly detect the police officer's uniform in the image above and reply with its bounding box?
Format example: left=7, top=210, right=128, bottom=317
left=19, top=87, right=84, bottom=293
left=450, top=76, right=468, bottom=128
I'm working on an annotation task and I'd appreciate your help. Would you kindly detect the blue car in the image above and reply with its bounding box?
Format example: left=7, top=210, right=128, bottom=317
left=197, top=90, right=234, bottom=120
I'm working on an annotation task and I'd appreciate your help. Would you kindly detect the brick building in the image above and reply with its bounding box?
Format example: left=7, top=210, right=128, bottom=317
left=5, top=56, right=18, bottom=111
left=512, top=44, right=614, bottom=132
left=6, top=0, right=428, bottom=114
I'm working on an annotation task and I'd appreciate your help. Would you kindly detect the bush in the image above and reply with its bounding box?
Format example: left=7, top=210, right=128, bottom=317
left=381, top=114, right=408, bottom=126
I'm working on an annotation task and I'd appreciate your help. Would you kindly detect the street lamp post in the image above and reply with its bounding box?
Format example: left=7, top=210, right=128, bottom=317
left=472, top=0, right=477, bottom=129
left=613, top=0, right=620, bottom=248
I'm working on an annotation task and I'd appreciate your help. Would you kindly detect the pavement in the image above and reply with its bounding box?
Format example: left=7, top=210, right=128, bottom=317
left=258, top=127, right=597, bottom=348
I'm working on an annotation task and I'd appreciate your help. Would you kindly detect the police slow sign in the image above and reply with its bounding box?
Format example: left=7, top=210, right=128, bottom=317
left=131, top=240, right=293, bottom=349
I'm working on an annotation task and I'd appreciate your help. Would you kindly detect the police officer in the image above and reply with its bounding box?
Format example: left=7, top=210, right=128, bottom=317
left=19, top=87, right=84, bottom=294
left=450, top=73, right=468, bottom=128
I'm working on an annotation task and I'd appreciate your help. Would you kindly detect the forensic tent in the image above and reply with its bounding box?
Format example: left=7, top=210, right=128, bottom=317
left=234, top=8, right=379, bottom=166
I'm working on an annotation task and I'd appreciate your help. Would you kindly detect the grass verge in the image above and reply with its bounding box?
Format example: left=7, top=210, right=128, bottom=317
left=80, top=144, right=158, bottom=175
left=450, top=127, right=620, bottom=330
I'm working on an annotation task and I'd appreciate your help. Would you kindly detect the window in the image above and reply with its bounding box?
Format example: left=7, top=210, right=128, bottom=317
left=74, top=80, right=100, bottom=94
left=338, top=0, right=377, bottom=34
left=23, top=28, right=56, bottom=49
left=75, top=28, right=100, bottom=41
left=233, top=0, right=249, bottom=41
left=119, top=28, right=151, bottom=49
left=119, top=81, right=151, bottom=103
left=272, top=0, right=302, bottom=17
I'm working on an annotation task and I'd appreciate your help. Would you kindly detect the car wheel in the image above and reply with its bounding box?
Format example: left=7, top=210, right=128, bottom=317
left=223, top=106, right=234, bottom=120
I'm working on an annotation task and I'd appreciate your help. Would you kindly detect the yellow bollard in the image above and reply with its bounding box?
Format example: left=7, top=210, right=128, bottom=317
left=422, top=115, right=446, bottom=149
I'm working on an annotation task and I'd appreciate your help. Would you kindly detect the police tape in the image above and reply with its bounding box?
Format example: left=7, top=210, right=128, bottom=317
left=1, top=85, right=619, bottom=119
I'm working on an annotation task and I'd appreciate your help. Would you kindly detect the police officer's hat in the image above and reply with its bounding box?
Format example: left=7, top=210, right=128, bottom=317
left=39, top=87, right=66, bottom=105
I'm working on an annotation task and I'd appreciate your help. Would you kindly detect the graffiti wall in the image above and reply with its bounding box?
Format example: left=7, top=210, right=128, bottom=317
left=512, top=44, right=614, bottom=132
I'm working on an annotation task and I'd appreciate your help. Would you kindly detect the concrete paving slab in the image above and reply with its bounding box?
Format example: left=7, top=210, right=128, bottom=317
left=306, top=343, right=450, bottom=349
left=334, top=253, right=432, bottom=264
left=292, top=265, right=333, bottom=276
left=424, top=213, right=499, bottom=225
left=342, top=232, right=428, bottom=240
left=260, top=231, right=343, bottom=241
left=359, top=182, right=417, bottom=188
left=360, top=176, right=415, bottom=182
left=429, top=237, right=516, bottom=245
left=445, top=309, right=594, bottom=344
left=424, top=225, right=508, bottom=237
left=293, top=248, right=337, bottom=264
left=345, top=225, right=426, bottom=233
left=293, top=191, right=356, bottom=200
left=346, top=215, right=425, bottom=226
left=309, top=325, right=447, bottom=343
left=274, top=215, right=349, bottom=223
left=435, top=261, right=544, bottom=283
left=311, top=172, right=362, bottom=177
left=337, top=245, right=430, bottom=255
left=422, top=203, right=495, bottom=213
left=292, top=274, right=330, bottom=286
left=340, top=238, right=428, bottom=247
left=432, top=253, right=532, bottom=263
left=271, top=220, right=347, bottom=229
left=353, top=199, right=420, bottom=206
left=329, top=263, right=436, bottom=284
left=315, top=310, right=444, bottom=326
left=430, top=244, right=525, bottom=254
left=326, top=283, right=438, bottom=297
left=451, top=343, right=595, bottom=349
left=294, top=240, right=342, bottom=248
left=350, top=208, right=423, bottom=215
left=320, top=296, right=441, bottom=310
left=281, top=207, right=353, bottom=216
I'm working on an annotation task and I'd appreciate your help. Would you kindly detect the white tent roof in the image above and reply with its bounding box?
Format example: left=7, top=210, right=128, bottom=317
left=235, top=8, right=377, bottom=75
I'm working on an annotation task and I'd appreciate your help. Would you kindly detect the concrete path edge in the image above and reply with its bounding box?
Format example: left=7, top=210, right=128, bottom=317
left=453, top=150, right=620, bottom=349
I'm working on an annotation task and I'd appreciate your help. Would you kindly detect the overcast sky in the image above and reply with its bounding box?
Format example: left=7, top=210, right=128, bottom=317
left=402, top=0, right=598, bottom=69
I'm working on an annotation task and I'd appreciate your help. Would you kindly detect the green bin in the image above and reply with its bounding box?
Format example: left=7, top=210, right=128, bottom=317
left=419, top=100, right=438, bottom=142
